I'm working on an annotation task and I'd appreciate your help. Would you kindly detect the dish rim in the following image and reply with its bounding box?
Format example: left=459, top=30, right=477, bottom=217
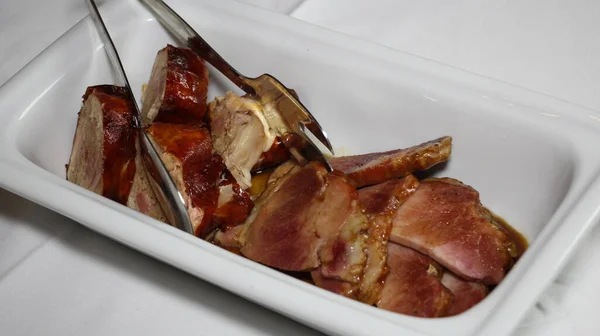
left=1, top=1, right=600, bottom=335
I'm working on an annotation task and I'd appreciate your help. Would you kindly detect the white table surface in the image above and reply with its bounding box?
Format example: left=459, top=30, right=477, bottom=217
left=1, top=0, right=599, bottom=335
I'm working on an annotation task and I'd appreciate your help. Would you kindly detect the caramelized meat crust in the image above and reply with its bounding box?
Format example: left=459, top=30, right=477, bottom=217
left=330, top=136, right=452, bottom=188
left=147, top=123, right=251, bottom=237
left=142, top=45, right=209, bottom=125
left=67, top=85, right=136, bottom=205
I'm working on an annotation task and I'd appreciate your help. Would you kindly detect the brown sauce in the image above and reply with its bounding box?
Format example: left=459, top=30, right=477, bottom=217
left=485, top=208, right=529, bottom=260
left=249, top=169, right=273, bottom=198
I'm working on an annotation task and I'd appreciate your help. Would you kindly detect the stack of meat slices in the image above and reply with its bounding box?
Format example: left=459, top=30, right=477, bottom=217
left=67, top=45, right=253, bottom=238
left=67, top=45, right=526, bottom=318
left=207, top=92, right=525, bottom=316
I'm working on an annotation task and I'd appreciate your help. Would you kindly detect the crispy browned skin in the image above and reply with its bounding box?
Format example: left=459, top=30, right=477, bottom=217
left=390, top=178, right=516, bottom=284
left=330, top=136, right=452, bottom=188
left=142, top=45, right=209, bottom=125
left=67, top=85, right=136, bottom=205
left=377, top=243, right=453, bottom=317
left=146, top=123, right=224, bottom=237
left=441, top=271, right=488, bottom=316
left=253, top=136, right=291, bottom=171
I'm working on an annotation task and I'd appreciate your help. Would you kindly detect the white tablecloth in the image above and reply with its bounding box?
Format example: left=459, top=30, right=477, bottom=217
left=1, top=0, right=599, bottom=335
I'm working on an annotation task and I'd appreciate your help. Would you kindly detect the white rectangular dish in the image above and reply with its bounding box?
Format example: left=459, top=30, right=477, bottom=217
left=1, top=0, right=600, bottom=335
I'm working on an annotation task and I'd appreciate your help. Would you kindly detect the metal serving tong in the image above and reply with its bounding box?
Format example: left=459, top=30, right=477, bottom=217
left=86, top=0, right=194, bottom=234
left=139, top=0, right=335, bottom=170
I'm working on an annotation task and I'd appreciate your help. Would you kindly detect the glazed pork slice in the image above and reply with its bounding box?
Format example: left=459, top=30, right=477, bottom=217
left=67, top=85, right=136, bottom=204
left=239, top=162, right=329, bottom=270
left=355, top=175, right=420, bottom=304
left=312, top=175, right=421, bottom=303
left=239, top=162, right=369, bottom=273
left=142, top=44, right=209, bottom=125
left=212, top=161, right=297, bottom=250
left=441, top=272, right=488, bottom=316
left=313, top=172, right=369, bottom=286
left=390, top=178, right=517, bottom=284
left=330, top=136, right=452, bottom=188
left=146, top=122, right=238, bottom=237
left=377, top=243, right=453, bottom=317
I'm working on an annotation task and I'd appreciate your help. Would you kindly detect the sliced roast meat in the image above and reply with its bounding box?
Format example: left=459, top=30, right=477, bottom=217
left=377, top=243, right=453, bottom=317
left=146, top=123, right=225, bottom=237
left=355, top=175, right=420, bottom=304
left=142, top=45, right=209, bottom=125
left=207, top=92, right=294, bottom=188
left=67, top=85, right=136, bottom=204
left=68, top=85, right=169, bottom=223
left=330, top=136, right=452, bottom=188
left=240, top=162, right=368, bottom=273
left=316, top=172, right=369, bottom=284
left=240, top=162, right=329, bottom=270
left=213, top=162, right=297, bottom=250
left=441, top=272, right=488, bottom=316
left=312, top=175, right=420, bottom=304
left=390, top=178, right=516, bottom=284
left=126, top=134, right=170, bottom=223
left=208, top=92, right=275, bottom=189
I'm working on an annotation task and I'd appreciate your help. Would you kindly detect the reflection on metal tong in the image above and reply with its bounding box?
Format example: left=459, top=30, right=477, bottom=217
left=139, top=0, right=335, bottom=171
left=86, top=0, right=193, bottom=234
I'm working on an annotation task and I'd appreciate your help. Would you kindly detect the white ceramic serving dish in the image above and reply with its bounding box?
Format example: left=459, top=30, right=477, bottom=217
left=1, top=0, right=599, bottom=335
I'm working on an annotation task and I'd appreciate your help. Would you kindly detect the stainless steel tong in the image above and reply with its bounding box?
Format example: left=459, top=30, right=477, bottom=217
left=139, top=0, right=335, bottom=169
left=86, top=0, right=193, bottom=234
